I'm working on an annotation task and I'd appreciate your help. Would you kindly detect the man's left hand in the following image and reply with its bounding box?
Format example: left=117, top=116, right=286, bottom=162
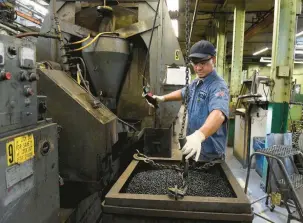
left=181, top=130, right=205, bottom=161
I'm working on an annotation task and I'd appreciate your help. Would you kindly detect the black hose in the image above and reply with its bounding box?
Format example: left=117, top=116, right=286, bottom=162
left=15, top=32, right=59, bottom=39
left=117, top=117, right=138, bottom=132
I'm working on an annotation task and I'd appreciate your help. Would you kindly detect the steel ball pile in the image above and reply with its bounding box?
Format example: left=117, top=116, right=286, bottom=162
left=125, top=169, right=234, bottom=197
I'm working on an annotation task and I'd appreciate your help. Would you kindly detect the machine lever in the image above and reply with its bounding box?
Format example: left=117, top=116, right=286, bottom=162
left=179, top=137, right=187, bottom=149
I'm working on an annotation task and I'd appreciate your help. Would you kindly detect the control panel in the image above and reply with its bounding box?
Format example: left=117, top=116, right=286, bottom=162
left=0, top=34, right=38, bottom=134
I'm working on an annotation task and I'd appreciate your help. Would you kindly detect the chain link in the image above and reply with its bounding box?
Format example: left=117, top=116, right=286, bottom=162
left=133, top=150, right=221, bottom=199
left=134, top=151, right=219, bottom=172
left=143, top=158, right=183, bottom=172
left=179, top=0, right=191, bottom=139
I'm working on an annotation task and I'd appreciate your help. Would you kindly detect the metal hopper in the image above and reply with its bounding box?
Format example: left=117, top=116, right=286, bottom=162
left=82, top=35, right=130, bottom=110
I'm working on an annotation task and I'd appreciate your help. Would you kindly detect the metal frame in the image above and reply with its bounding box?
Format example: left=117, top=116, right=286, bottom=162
left=216, top=14, right=227, bottom=78
left=37, top=0, right=185, bottom=128
left=103, top=160, right=253, bottom=222
left=245, top=150, right=303, bottom=223
left=231, top=1, right=245, bottom=96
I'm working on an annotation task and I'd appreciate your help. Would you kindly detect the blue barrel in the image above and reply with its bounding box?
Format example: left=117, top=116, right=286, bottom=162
left=253, top=137, right=266, bottom=177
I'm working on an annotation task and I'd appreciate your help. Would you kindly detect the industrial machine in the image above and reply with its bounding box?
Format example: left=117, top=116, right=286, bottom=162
left=0, top=0, right=254, bottom=222
left=234, top=70, right=272, bottom=167
left=34, top=0, right=187, bottom=221
left=0, top=34, right=59, bottom=222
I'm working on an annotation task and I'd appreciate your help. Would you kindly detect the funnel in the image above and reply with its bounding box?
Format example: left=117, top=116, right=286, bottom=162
left=82, top=35, right=130, bottom=110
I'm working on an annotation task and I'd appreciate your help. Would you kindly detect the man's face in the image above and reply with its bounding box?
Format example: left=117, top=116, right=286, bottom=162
left=191, top=57, right=216, bottom=78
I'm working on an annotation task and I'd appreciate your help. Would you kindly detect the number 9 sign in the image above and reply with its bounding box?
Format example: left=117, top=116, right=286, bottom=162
left=6, top=141, right=15, bottom=166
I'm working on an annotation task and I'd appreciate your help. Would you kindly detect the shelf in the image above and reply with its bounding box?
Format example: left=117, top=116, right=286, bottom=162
left=257, top=145, right=301, bottom=158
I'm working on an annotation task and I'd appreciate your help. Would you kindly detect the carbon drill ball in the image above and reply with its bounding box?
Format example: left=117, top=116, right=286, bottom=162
left=124, top=169, right=234, bottom=197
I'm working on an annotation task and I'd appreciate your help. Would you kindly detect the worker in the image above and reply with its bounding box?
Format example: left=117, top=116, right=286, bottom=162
left=146, top=40, right=229, bottom=162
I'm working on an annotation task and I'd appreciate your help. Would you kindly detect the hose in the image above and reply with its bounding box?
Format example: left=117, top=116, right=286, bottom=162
left=76, top=63, right=91, bottom=95
left=71, top=32, right=119, bottom=52
left=71, top=57, right=87, bottom=80
left=15, top=32, right=59, bottom=39
left=116, top=117, right=138, bottom=132
left=65, top=34, right=91, bottom=46
left=0, top=23, right=18, bottom=34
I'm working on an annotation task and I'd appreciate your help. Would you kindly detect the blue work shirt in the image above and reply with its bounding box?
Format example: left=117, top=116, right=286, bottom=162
left=181, top=70, right=229, bottom=161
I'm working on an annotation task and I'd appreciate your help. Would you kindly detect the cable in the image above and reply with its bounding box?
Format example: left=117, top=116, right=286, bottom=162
left=0, top=23, right=18, bottom=34
left=263, top=84, right=269, bottom=101
left=15, top=32, right=59, bottom=39
left=72, top=57, right=87, bottom=80
left=65, top=34, right=91, bottom=46
left=71, top=32, right=118, bottom=52
left=116, top=117, right=138, bottom=132
left=142, top=0, right=161, bottom=87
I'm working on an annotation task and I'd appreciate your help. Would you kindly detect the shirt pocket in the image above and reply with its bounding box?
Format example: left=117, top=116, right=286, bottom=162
left=186, top=88, right=195, bottom=102
left=191, top=89, right=208, bottom=129
left=197, top=90, right=207, bottom=104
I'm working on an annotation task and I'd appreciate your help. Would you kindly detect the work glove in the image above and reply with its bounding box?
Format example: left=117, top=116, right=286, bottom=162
left=181, top=130, right=205, bottom=162
left=144, top=95, right=165, bottom=108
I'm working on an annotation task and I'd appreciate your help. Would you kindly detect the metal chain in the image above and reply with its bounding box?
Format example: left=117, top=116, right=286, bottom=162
left=137, top=156, right=183, bottom=172
left=133, top=150, right=221, bottom=200
left=133, top=0, right=222, bottom=198
left=178, top=0, right=224, bottom=166
left=179, top=0, right=191, bottom=139
left=133, top=151, right=218, bottom=172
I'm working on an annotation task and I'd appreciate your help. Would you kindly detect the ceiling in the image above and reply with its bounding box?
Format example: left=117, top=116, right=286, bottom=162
left=31, top=0, right=303, bottom=64
left=177, top=0, right=303, bottom=63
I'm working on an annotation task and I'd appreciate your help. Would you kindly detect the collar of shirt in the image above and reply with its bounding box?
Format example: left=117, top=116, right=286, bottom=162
left=193, top=70, right=217, bottom=86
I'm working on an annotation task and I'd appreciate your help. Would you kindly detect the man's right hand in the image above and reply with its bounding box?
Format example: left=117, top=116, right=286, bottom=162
left=144, top=95, right=165, bottom=108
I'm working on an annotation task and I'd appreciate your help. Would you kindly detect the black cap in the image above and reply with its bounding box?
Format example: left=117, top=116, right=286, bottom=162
left=189, top=40, right=216, bottom=60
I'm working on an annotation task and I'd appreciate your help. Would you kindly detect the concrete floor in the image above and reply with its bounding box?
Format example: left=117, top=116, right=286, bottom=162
left=226, top=147, right=300, bottom=223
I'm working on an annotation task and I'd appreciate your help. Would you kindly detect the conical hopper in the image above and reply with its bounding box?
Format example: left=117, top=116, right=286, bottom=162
left=82, top=35, right=130, bottom=109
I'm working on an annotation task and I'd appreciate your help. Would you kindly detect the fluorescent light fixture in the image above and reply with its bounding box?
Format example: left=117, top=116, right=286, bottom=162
left=296, top=31, right=303, bottom=37
left=296, top=45, right=303, bottom=50
left=295, top=50, right=303, bottom=55
left=260, top=57, right=272, bottom=63
left=260, top=57, right=303, bottom=64
left=253, top=47, right=269, bottom=56
left=166, top=0, right=179, bottom=11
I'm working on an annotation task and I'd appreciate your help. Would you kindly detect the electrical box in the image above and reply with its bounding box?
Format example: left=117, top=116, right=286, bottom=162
left=277, top=65, right=290, bottom=77
left=0, top=34, right=59, bottom=223
left=0, top=123, right=59, bottom=223
left=19, top=47, right=35, bottom=69
left=0, top=35, right=38, bottom=134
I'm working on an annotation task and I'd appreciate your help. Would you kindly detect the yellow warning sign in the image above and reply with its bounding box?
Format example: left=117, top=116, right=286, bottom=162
left=6, top=134, right=35, bottom=166
left=6, top=141, right=15, bottom=166
left=175, top=50, right=180, bottom=61
left=271, top=192, right=281, bottom=206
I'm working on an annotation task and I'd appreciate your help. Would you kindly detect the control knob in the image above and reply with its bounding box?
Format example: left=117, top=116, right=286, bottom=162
left=0, top=71, right=11, bottom=81
left=20, top=71, right=29, bottom=81
left=8, top=46, right=17, bottom=56
left=24, top=87, right=34, bottom=97
left=29, top=73, right=38, bottom=82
